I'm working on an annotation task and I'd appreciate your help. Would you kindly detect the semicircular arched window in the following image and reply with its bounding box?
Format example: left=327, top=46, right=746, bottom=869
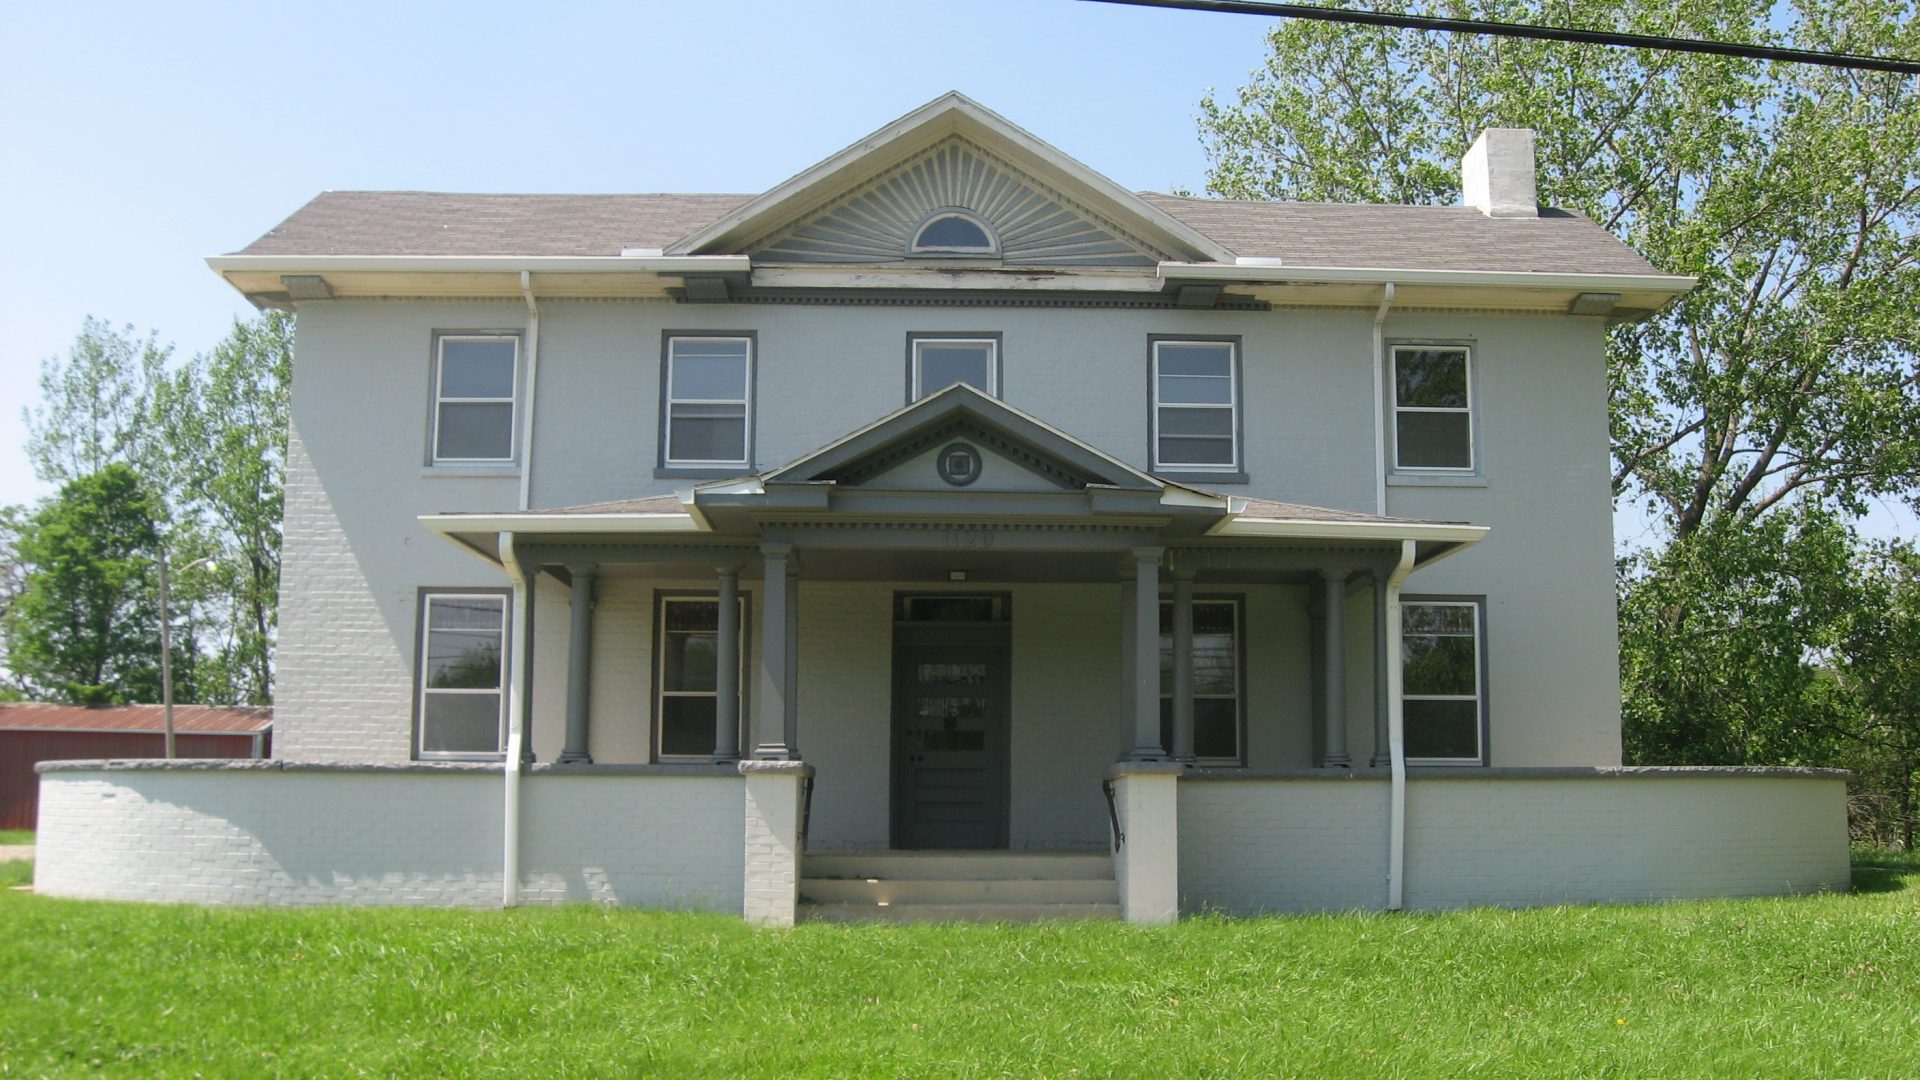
left=910, top=211, right=997, bottom=255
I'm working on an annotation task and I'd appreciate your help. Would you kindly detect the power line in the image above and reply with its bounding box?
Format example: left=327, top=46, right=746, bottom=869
left=1082, top=0, right=1920, bottom=75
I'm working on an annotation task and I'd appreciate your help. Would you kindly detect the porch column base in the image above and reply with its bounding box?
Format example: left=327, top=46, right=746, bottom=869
left=740, top=759, right=812, bottom=927
left=1108, top=762, right=1181, bottom=925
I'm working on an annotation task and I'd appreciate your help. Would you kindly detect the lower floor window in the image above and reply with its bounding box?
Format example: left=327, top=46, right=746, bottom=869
left=656, top=594, right=747, bottom=759
left=1158, top=598, right=1241, bottom=761
left=417, top=593, right=506, bottom=757
left=1402, top=600, right=1484, bottom=762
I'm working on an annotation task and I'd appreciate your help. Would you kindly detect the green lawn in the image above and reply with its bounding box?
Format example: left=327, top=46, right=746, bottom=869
left=0, top=828, right=33, bottom=846
left=1, top=854, right=1916, bottom=1078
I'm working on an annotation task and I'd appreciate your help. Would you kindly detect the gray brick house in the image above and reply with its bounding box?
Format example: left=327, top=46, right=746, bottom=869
left=34, top=93, right=1848, bottom=921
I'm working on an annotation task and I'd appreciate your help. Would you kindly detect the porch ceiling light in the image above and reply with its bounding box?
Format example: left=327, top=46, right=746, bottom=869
left=1569, top=291, right=1621, bottom=316
left=949, top=569, right=968, bottom=582
left=280, top=274, right=333, bottom=300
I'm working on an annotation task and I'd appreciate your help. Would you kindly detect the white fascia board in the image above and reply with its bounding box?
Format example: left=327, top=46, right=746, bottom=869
left=670, top=92, right=1232, bottom=262
left=1215, top=518, right=1490, bottom=544
left=418, top=512, right=704, bottom=535
left=1158, top=261, right=1696, bottom=295
left=206, top=254, right=752, bottom=275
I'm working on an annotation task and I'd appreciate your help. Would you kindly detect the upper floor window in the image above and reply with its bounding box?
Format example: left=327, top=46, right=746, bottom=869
left=432, top=335, right=518, bottom=463
left=1391, top=345, right=1474, bottom=470
left=1151, top=339, right=1240, bottom=472
left=1402, top=599, right=1486, bottom=764
left=910, top=211, right=997, bottom=255
left=662, top=335, right=753, bottom=469
left=910, top=335, right=999, bottom=400
left=416, top=592, right=507, bottom=759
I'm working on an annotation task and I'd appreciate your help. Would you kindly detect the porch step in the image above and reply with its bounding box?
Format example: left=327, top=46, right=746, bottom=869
left=803, top=851, right=1112, bottom=882
left=802, top=901, right=1121, bottom=924
left=799, top=850, right=1118, bottom=923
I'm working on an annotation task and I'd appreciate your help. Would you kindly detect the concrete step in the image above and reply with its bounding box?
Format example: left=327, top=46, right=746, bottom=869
left=801, top=901, right=1123, bottom=924
left=800, top=877, right=1119, bottom=906
left=803, top=850, right=1113, bottom=882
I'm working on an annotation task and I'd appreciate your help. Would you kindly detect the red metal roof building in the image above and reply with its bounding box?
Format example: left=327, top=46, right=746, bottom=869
left=0, top=704, right=272, bottom=830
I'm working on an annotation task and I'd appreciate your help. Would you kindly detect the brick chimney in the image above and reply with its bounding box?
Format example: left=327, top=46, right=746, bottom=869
left=1461, top=128, right=1538, bottom=218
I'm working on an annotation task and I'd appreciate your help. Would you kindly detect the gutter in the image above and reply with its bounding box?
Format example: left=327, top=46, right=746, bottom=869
left=1156, top=261, right=1697, bottom=295
left=499, top=532, right=529, bottom=908
left=518, top=271, right=540, bottom=512
left=1384, top=539, right=1416, bottom=910
left=1371, top=282, right=1396, bottom=516
left=205, top=254, right=753, bottom=275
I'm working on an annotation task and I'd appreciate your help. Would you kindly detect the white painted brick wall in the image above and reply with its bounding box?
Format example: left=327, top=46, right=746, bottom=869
left=1402, top=775, right=1851, bottom=907
left=1180, top=777, right=1391, bottom=914
left=741, top=767, right=806, bottom=926
left=36, top=768, right=743, bottom=911
left=1180, top=773, right=1849, bottom=914
left=1113, top=769, right=1179, bottom=924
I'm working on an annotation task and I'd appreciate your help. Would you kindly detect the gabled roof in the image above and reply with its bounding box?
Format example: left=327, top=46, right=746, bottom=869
left=668, top=93, right=1232, bottom=264
left=758, top=382, right=1164, bottom=492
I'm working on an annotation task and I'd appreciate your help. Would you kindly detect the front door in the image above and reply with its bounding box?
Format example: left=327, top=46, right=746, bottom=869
left=891, top=627, right=1011, bottom=849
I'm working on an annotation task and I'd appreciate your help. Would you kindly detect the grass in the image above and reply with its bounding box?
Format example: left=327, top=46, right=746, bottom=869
left=0, top=855, right=1915, bottom=1078
left=0, top=828, right=34, bottom=846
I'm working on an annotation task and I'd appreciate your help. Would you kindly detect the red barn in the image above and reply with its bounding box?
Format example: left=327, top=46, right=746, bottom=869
left=0, top=703, right=271, bottom=830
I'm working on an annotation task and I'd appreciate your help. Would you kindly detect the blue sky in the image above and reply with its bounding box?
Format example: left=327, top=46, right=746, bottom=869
left=2, top=0, right=1910, bottom=543
left=0, top=0, right=1269, bottom=509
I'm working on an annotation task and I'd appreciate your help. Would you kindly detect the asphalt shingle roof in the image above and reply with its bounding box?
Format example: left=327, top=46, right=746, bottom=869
left=232, top=190, right=1658, bottom=275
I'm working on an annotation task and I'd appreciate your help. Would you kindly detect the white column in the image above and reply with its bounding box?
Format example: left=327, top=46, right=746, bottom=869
left=1171, top=569, right=1196, bottom=763
left=559, top=565, right=595, bottom=764
left=753, top=545, right=793, bottom=759
left=1322, top=569, right=1351, bottom=767
left=1127, top=547, right=1165, bottom=760
left=740, top=760, right=811, bottom=927
left=1110, top=763, right=1180, bottom=924
left=713, top=565, right=741, bottom=763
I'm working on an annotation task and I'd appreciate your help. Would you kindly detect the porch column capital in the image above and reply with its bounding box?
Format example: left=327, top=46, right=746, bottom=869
left=759, top=542, right=793, bottom=560
left=567, top=562, right=598, bottom=578
left=1170, top=565, right=1197, bottom=583
left=1132, top=545, right=1165, bottom=565
left=1319, top=566, right=1350, bottom=584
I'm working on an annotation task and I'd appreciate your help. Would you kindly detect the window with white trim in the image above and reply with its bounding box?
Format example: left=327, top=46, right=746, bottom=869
left=655, top=595, right=748, bottom=760
left=1157, top=598, right=1242, bottom=762
left=910, top=211, right=997, bottom=255
left=1402, top=600, right=1484, bottom=763
left=1391, top=346, right=1474, bottom=470
left=911, top=337, right=998, bottom=400
left=417, top=593, right=506, bottom=758
left=432, top=335, right=518, bottom=463
left=663, top=336, right=752, bottom=468
left=1151, top=340, right=1239, bottom=470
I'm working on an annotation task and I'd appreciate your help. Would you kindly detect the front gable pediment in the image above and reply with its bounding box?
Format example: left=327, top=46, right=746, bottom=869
left=669, top=92, right=1232, bottom=266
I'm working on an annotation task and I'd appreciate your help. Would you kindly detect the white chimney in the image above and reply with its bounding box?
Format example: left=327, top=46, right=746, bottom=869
left=1461, top=128, right=1538, bottom=218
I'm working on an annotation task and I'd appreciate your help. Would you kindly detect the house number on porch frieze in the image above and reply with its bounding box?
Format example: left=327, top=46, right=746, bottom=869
left=944, top=528, right=995, bottom=549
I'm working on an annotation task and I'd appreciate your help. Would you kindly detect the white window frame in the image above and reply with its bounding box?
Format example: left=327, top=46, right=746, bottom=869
left=1390, top=344, right=1476, bottom=473
left=654, top=593, right=750, bottom=762
left=910, top=337, right=999, bottom=400
left=1150, top=339, right=1240, bottom=472
left=663, top=335, right=753, bottom=469
left=416, top=592, right=507, bottom=761
left=1402, top=599, right=1485, bottom=765
left=1158, top=596, right=1244, bottom=765
left=431, top=334, right=519, bottom=465
left=910, top=210, right=998, bottom=256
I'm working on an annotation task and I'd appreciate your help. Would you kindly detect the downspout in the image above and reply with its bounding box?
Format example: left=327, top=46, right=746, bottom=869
left=500, top=531, right=529, bottom=907
left=1385, top=538, right=1415, bottom=910
left=517, top=271, right=541, bottom=512
left=1371, top=282, right=1397, bottom=516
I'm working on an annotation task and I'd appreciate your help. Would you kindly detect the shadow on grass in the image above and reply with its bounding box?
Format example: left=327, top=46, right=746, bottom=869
left=1851, top=850, right=1918, bottom=894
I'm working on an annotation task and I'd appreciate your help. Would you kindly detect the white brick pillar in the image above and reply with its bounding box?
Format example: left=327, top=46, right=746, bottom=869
left=1109, top=762, right=1181, bottom=925
left=739, top=759, right=811, bottom=927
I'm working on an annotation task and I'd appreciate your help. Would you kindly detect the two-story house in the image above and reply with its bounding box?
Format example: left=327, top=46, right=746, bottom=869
left=35, top=94, right=1849, bottom=922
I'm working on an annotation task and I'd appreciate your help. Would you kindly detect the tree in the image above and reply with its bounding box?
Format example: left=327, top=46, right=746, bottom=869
left=1837, top=545, right=1920, bottom=849
left=151, top=312, right=294, bottom=705
left=1197, top=0, right=1920, bottom=767
left=2, top=465, right=184, bottom=705
left=22, top=318, right=172, bottom=487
